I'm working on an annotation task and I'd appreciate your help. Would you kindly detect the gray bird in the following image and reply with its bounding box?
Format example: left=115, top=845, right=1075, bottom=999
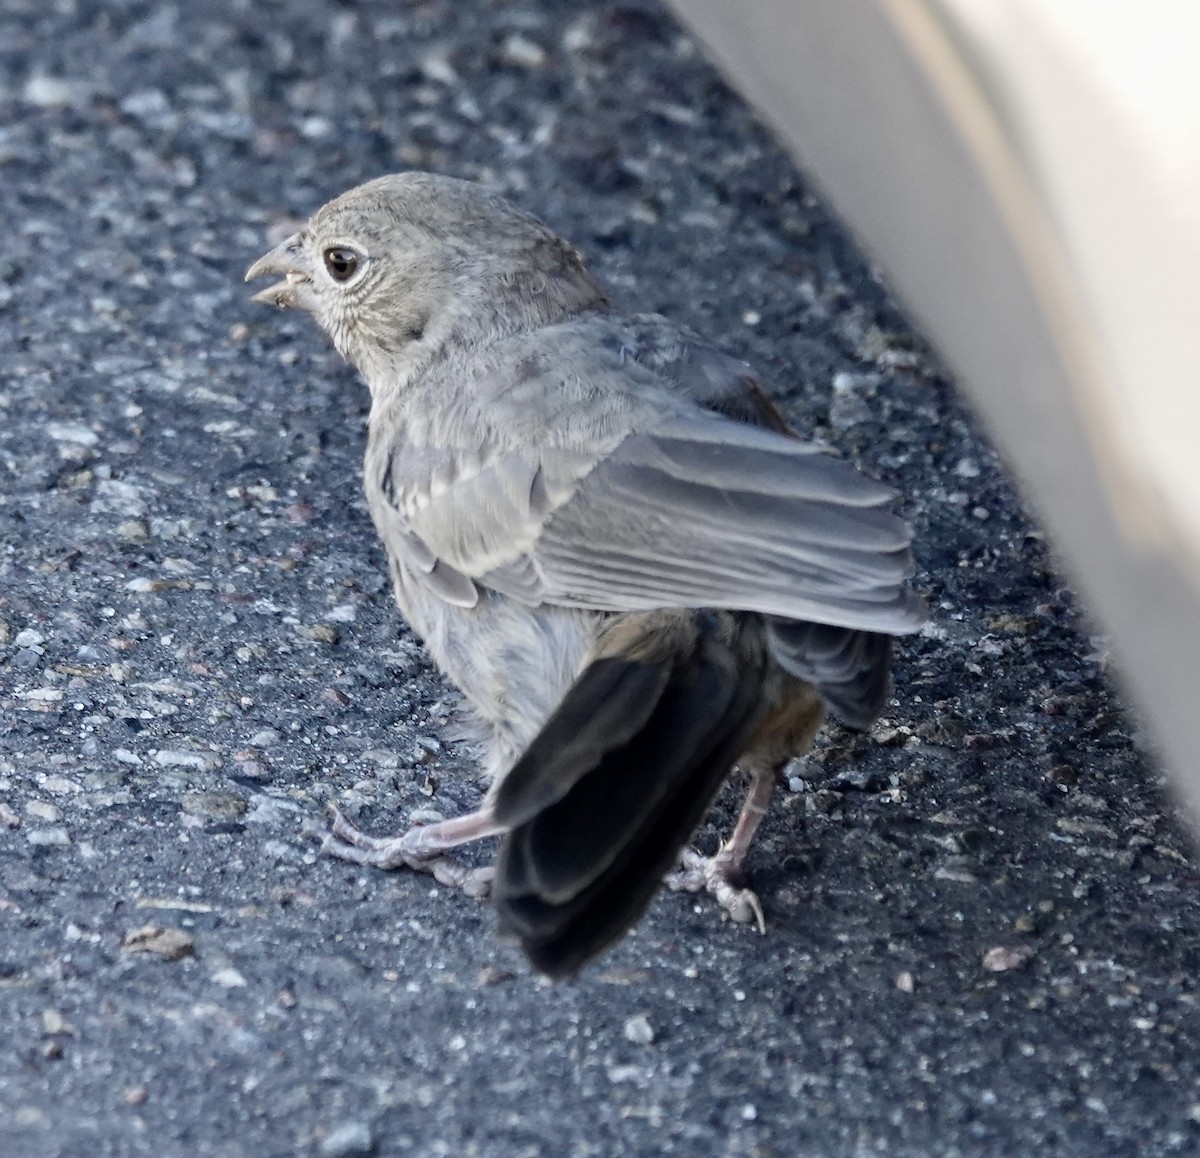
left=246, top=172, right=925, bottom=977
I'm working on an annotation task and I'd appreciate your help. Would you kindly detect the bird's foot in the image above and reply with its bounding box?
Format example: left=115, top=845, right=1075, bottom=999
left=320, top=806, right=495, bottom=899
left=665, top=845, right=766, bottom=933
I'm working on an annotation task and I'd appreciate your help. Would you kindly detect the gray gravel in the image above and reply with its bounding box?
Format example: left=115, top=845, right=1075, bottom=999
left=2, top=2, right=1198, bottom=1155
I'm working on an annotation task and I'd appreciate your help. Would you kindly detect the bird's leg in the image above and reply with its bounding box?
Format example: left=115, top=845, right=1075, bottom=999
left=665, top=761, right=776, bottom=932
left=321, top=806, right=503, bottom=899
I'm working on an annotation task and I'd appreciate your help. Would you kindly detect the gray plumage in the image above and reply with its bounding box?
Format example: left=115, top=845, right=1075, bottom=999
left=247, top=172, right=925, bottom=976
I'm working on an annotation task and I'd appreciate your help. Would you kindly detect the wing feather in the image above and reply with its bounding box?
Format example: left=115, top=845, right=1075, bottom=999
left=517, top=419, right=925, bottom=634
left=375, top=347, right=923, bottom=635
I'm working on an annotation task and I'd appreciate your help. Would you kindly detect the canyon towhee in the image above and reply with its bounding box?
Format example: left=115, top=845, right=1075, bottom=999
left=247, top=172, right=925, bottom=976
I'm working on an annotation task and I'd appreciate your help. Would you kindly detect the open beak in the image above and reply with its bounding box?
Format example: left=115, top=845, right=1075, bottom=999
left=245, top=233, right=310, bottom=308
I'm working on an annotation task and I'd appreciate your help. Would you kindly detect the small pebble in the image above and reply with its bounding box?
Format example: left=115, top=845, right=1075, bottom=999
left=26, top=827, right=71, bottom=847
left=319, top=1121, right=375, bottom=1158
left=623, top=1014, right=655, bottom=1045
left=232, top=754, right=270, bottom=780
left=476, top=966, right=516, bottom=987
left=299, top=624, right=339, bottom=645
left=117, top=520, right=150, bottom=542
left=40, top=776, right=80, bottom=795
left=126, top=577, right=188, bottom=593
left=124, top=1085, right=149, bottom=1107
left=982, top=945, right=1035, bottom=972
left=121, top=925, right=195, bottom=961
left=42, top=1009, right=75, bottom=1035
left=502, top=33, right=548, bottom=68
left=155, top=749, right=220, bottom=772
left=421, top=47, right=458, bottom=85
left=26, top=800, right=63, bottom=823
left=22, top=687, right=64, bottom=706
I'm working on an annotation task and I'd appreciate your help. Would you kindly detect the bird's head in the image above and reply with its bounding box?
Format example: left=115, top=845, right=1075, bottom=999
left=246, top=172, right=605, bottom=381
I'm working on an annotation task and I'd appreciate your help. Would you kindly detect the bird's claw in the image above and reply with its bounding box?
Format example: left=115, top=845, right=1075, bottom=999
left=319, top=806, right=494, bottom=898
left=665, top=845, right=766, bottom=934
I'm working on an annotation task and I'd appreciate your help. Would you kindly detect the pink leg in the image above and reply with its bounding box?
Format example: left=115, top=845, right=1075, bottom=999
left=321, top=806, right=503, bottom=898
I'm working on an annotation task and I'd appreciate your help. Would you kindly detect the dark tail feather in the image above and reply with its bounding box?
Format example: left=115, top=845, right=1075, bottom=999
left=766, top=620, right=892, bottom=731
left=492, top=613, right=765, bottom=978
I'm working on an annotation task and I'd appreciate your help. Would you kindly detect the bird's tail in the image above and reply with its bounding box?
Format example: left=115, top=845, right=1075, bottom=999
left=490, top=610, right=768, bottom=978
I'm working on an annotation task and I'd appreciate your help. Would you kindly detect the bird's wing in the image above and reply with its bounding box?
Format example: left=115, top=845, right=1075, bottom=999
left=617, top=314, right=795, bottom=430
left=386, top=408, right=924, bottom=636
left=765, top=620, right=894, bottom=729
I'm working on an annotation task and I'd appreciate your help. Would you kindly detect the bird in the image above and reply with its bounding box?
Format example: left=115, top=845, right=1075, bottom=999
left=246, top=172, right=925, bottom=978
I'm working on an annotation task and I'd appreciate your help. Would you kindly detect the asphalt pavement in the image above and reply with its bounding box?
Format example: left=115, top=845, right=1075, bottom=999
left=1, top=2, right=1198, bottom=1155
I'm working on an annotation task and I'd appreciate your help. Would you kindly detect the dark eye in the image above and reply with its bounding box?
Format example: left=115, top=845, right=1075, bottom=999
left=323, top=246, right=361, bottom=282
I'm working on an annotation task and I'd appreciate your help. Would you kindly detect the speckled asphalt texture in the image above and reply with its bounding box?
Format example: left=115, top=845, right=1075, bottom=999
left=1, top=2, right=1198, bottom=1155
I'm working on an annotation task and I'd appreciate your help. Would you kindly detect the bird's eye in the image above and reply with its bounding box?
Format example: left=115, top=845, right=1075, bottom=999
left=323, top=247, right=361, bottom=282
